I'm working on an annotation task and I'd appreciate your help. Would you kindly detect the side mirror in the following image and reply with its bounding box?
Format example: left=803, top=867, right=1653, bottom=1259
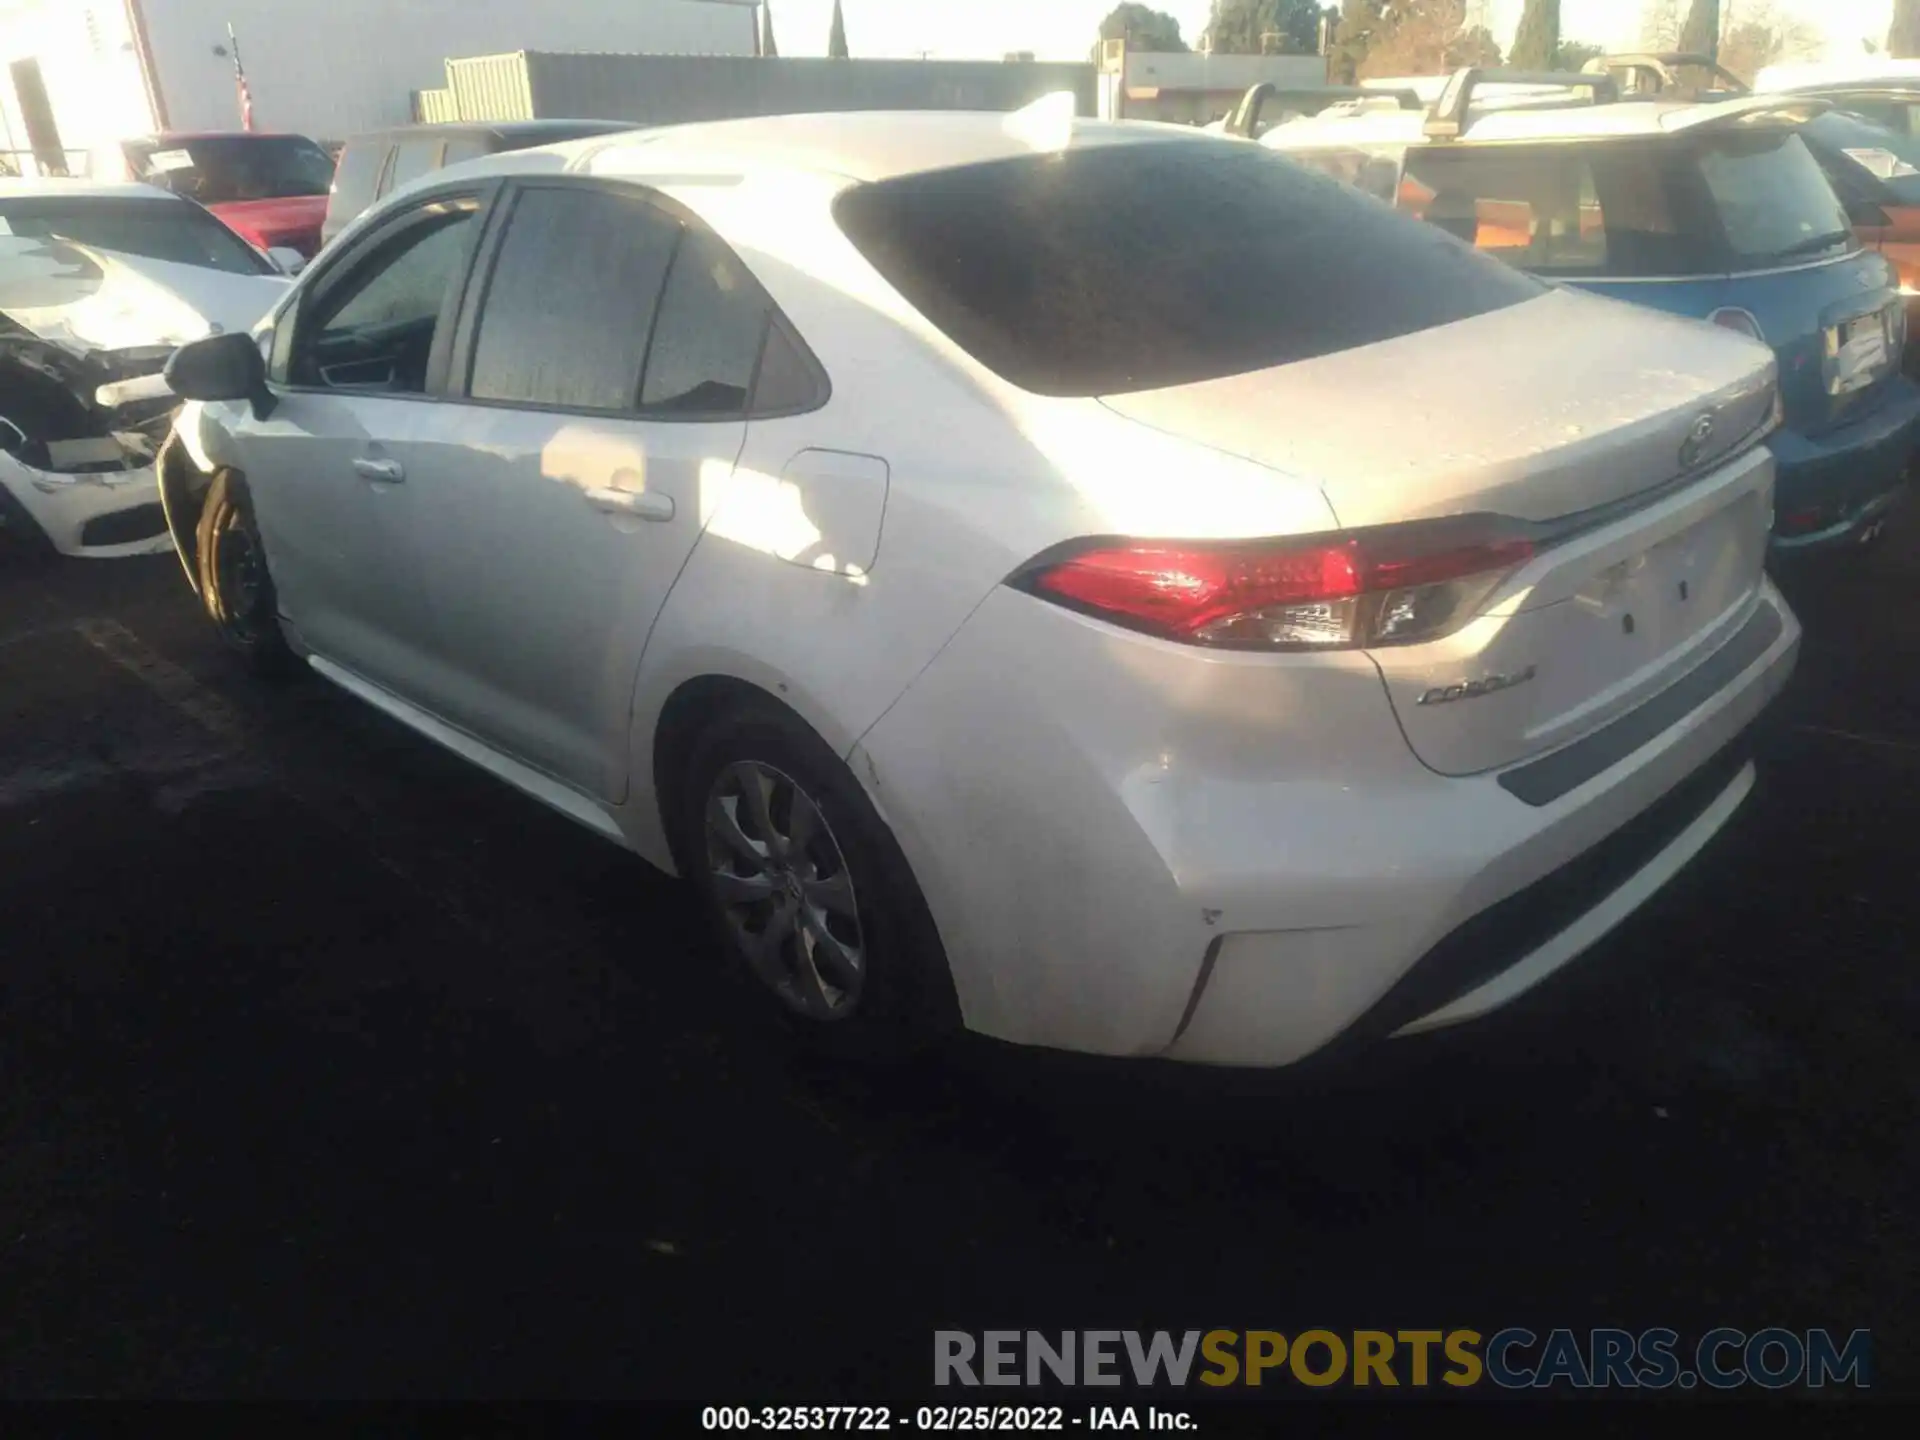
left=267, top=246, right=308, bottom=276
left=164, top=331, right=272, bottom=417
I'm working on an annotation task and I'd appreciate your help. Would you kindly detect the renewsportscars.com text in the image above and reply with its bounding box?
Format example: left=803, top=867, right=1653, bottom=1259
left=934, top=1328, right=1871, bottom=1390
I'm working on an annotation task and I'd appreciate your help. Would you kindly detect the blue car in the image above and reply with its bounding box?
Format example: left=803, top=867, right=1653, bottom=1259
left=1262, top=68, right=1919, bottom=554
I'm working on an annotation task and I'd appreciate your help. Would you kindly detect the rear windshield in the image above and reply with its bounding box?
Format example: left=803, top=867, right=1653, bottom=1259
left=832, top=140, right=1543, bottom=396
left=1698, top=131, right=1855, bottom=267
left=128, top=135, right=336, bottom=204
left=0, top=196, right=272, bottom=274
left=1389, top=130, right=1855, bottom=278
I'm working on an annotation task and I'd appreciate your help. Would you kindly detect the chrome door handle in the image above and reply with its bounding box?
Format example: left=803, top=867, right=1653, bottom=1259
left=585, top=487, right=674, bottom=522
left=351, top=457, right=405, bottom=483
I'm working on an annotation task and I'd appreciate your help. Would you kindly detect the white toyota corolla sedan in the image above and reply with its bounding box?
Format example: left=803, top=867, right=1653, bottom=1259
left=157, top=110, right=1800, bottom=1066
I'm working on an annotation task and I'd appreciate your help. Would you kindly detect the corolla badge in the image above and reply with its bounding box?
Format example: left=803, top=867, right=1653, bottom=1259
left=1678, top=412, right=1715, bottom=469
left=1416, top=664, right=1538, bottom=707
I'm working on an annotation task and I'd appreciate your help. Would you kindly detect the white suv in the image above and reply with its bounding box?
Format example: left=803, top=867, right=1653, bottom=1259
left=157, top=113, right=1798, bottom=1065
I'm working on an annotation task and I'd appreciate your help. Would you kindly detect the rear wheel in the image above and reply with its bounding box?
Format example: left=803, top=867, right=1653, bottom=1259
left=195, top=469, right=297, bottom=678
left=674, top=700, right=959, bottom=1061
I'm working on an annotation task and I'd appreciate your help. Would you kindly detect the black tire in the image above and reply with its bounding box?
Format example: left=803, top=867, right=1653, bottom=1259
left=194, top=469, right=297, bottom=678
left=673, top=699, right=960, bottom=1062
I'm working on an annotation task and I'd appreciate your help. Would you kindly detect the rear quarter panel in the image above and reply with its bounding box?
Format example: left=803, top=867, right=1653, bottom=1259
left=616, top=166, right=1337, bottom=872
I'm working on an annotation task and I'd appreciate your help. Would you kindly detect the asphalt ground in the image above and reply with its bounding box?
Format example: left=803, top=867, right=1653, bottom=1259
left=1, top=509, right=1917, bottom=1407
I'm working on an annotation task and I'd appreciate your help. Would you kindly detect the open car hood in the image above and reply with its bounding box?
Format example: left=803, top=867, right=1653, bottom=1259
left=0, top=235, right=288, bottom=359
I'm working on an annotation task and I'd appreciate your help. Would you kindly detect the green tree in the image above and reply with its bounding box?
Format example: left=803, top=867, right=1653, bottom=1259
left=828, top=0, right=848, bottom=59
left=1892, top=0, right=1920, bottom=58
left=1678, top=0, right=1719, bottom=60
left=1554, top=38, right=1602, bottom=71
left=1508, top=0, right=1561, bottom=69
left=1328, top=0, right=1385, bottom=82
left=1095, top=3, right=1189, bottom=58
left=1208, top=1, right=1328, bottom=56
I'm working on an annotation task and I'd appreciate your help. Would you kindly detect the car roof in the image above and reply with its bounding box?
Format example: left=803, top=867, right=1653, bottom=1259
left=0, top=179, right=182, bottom=202
left=349, top=119, right=636, bottom=145
left=1262, top=87, right=1825, bottom=148
left=1758, top=60, right=1920, bottom=93
left=131, top=132, right=314, bottom=143
left=454, top=109, right=1218, bottom=187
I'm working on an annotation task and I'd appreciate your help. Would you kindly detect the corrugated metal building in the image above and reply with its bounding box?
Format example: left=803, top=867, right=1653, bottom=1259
left=432, top=51, right=1098, bottom=126
left=1096, top=40, right=1328, bottom=125
left=1, top=0, right=758, bottom=174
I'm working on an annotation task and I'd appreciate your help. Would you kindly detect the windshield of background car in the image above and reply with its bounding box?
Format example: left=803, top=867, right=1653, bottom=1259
left=128, top=136, right=336, bottom=203
left=1802, top=111, right=1920, bottom=205
left=831, top=139, right=1544, bottom=397
left=0, top=197, right=273, bottom=275
left=1392, top=130, right=1854, bottom=279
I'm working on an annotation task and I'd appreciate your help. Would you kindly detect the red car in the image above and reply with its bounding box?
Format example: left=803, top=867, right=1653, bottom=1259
left=110, top=132, right=336, bottom=259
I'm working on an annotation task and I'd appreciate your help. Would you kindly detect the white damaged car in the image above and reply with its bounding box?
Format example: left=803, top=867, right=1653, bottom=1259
left=1, top=182, right=289, bottom=557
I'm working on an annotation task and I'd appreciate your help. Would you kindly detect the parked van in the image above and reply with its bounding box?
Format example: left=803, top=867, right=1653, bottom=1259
left=320, top=121, right=636, bottom=247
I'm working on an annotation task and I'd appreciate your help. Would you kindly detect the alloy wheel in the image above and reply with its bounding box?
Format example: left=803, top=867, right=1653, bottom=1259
left=218, top=518, right=264, bottom=628
left=703, top=760, right=866, bottom=1020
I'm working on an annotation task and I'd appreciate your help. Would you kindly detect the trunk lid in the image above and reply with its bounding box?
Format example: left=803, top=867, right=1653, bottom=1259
left=1097, top=287, right=1777, bottom=528
left=1365, top=442, right=1776, bottom=776
left=1098, top=287, right=1781, bottom=777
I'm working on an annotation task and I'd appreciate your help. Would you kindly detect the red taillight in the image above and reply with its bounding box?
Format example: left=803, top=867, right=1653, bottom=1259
left=1777, top=506, right=1829, bottom=537
left=1031, top=542, right=1361, bottom=635
left=1015, top=522, right=1535, bottom=651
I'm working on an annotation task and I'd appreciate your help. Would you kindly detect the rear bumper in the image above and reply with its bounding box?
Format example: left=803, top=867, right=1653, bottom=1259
left=0, top=452, right=171, bottom=558
left=1166, top=588, right=1798, bottom=1065
left=855, top=577, right=1800, bottom=1069
left=1770, top=376, right=1920, bottom=551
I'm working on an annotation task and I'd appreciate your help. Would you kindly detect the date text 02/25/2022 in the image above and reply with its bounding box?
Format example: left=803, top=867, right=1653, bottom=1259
left=701, top=1406, right=1195, bottom=1431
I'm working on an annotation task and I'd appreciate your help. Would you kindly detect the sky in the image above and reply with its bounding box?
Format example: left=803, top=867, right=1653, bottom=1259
left=759, top=1, right=1901, bottom=63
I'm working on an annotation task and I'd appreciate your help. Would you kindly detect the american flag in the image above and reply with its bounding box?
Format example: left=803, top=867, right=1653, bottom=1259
left=228, top=23, right=254, bottom=131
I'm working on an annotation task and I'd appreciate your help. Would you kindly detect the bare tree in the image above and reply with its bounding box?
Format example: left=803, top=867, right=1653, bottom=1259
left=1358, top=0, right=1502, bottom=79
left=1716, top=0, right=1821, bottom=82
left=1892, top=0, right=1920, bottom=59
left=1640, top=0, right=1681, bottom=51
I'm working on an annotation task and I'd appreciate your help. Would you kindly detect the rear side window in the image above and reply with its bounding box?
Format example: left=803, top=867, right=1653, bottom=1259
left=1401, top=143, right=1714, bottom=278
left=441, top=136, right=492, bottom=167
left=833, top=140, right=1542, bottom=397
left=640, top=225, right=769, bottom=416
left=469, top=186, right=681, bottom=411
left=1830, top=99, right=1920, bottom=136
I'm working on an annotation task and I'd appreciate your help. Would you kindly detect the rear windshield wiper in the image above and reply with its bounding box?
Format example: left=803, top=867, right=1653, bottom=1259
left=1751, top=229, right=1854, bottom=265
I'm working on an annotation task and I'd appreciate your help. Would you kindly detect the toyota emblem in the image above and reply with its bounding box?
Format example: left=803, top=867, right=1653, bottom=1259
left=1679, top=413, right=1715, bottom=469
